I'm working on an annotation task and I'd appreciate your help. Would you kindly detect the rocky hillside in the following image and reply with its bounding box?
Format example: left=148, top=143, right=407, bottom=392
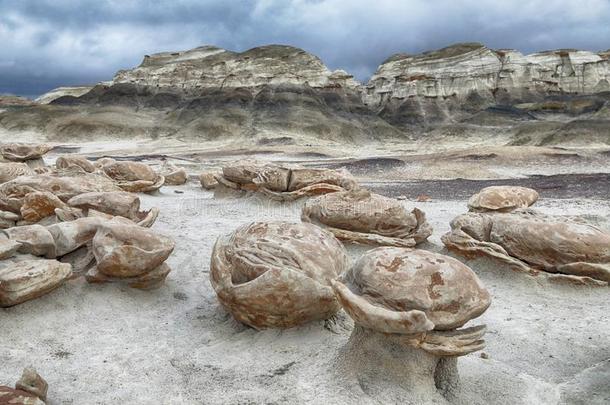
left=2, top=43, right=609, bottom=146
left=364, top=43, right=610, bottom=130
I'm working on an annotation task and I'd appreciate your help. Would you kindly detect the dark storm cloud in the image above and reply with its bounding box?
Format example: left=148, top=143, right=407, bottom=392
left=1, top=0, right=609, bottom=97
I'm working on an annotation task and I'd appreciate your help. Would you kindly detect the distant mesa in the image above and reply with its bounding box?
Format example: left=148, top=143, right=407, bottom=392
left=7, top=42, right=610, bottom=145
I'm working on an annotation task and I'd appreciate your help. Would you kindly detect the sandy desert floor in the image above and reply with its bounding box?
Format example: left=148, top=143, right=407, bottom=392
left=1, top=141, right=609, bottom=404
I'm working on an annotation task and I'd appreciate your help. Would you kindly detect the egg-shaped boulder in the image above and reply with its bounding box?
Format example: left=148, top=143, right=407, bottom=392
left=339, top=247, right=491, bottom=331
left=210, top=221, right=349, bottom=329
left=467, top=186, right=538, bottom=212
left=302, top=189, right=432, bottom=247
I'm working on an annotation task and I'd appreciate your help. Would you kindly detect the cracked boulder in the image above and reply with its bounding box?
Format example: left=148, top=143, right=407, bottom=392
left=216, top=161, right=357, bottom=200
left=210, top=221, right=349, bottom=329
left=442, top=209, right=610, bottom=285
left=102, top=161, right=165, bottom=193
left=55, top=154, right=95, bottom=173
left=86, top=222, right=175, bottom=289
left=302, top=188, right=432, bottom=247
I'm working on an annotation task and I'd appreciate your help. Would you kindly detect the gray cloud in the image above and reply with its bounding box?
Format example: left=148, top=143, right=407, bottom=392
left=1, top=0, right=609, bottom=97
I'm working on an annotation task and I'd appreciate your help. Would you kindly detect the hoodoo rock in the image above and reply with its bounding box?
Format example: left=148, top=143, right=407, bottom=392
left=332, top=247, right=490, bottom=403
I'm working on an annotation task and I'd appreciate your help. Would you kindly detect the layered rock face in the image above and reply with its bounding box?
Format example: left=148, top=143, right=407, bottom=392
left=113, top=45, right=359, bottom=92
left=4, top=42, right=610, bottom=145
left=44, top=45, right=399, bottom=143
left=363, top=43, right=610, bottom=129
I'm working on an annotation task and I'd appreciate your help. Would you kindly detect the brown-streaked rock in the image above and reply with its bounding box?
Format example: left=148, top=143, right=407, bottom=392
left=210, top=221, right=349, bottom=329
left=20, top=192, right=69, bottom=223
left=199, top=172, right=219, bottom=189
left=442, top=209, right=610, bottom=285
left=47, top=217, right=104, bottom=257
left=467, top=185, right=539, bottom=212
left=0, top=386, right=45, bottom=404
left=55, top=154, right=95, bottom=173
left=288, top=167, right=357, bottom=192
left=0, top=162, right=34, bottom=183
left=0, top=171, right=122, bottom=212
left=2, top=225, right=56, bottom=258
left=86, top=222, right=174, bottom=288
left=217, top=162, right=358, bottom=200
left=332, top=247, right=490, bottom=402
left=15, top=368, right=48, bottom=402
left=302, top=189, right=432, bottom=247
left=102, top=161, right=165, bottom=193
left=67, top=191, right=140, bottom=220
left=337, top=247, right=491, bottom=332
left=0, top=259, right=72, bottom=307
left=0, top=143, right=52, bottom=162
left=159, top=163, right=187, bottom=185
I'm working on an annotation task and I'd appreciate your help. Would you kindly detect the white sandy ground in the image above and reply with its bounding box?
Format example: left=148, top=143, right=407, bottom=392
left=1, top=180, right=609, bottom=404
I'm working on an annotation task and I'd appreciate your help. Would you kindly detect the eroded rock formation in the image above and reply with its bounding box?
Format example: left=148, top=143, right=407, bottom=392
left=467, top=185, right=539, bottom=212
left=332, top=247, right=490, bottom=402
left=210, top=221, right=349, bottom=329
left=301, top=188, right=432, bottom=247
left=216, top=162, right=357, bottom=200
left=442, top=209, right=610, bottom=285
left=0, top=368, right=48, bottom=404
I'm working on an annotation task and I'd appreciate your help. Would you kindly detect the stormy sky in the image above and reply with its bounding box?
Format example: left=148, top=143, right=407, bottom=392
left=1, top=0, right=609, bottom=97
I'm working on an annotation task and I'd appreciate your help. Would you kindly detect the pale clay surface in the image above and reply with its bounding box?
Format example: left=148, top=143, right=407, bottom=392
left=2, top=181, right=608, bottom=404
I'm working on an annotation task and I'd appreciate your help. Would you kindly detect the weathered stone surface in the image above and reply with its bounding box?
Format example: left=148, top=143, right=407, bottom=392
left=364, top=42, right=610, bottom=111
left=89, top=222, right=174, bottom=281
left=15, top=368, right=48, bottom=402
left=468, top=186, right=539, bottom=212
left=21, top=192, right=69, bottom=223
left=332, top=247, right=490, bottom=403
left=159, top=163, right=187, bottom=185
left=55, top=155, right=95, bottom=173
left=113, top=45, right=359, bottom=92
left=222, top=162, right=290, bottom=192
left=102, top=161, right=165, bottom=192
left=210, top=221, right=348, bottom=329
left=336, top=247, right=490, bottom=332
left=288, top=168, right=357, bottom=192
left=442, top=209, right=610, bottom=285
left=218, top=162, right=357, bottom=200
left=0, top=259, right=72, bottom=307
left=35, top=85, right=93, bottom=104
left=0, top=144, right=52, bottom=162
left=0, top=171, right=121, bottom=212
left=302, top=189, right=432, bottom=247
left=0, top=162, right=34, bottom=183
left=47, top=217, right=104, bottom=257
left=67, top=191, right=140, bottom=220
left=0, top=386, right=45, bottom=404
left=3, top=225, right=56, bottom=258
left=199, top=172, right=219, bottom=189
